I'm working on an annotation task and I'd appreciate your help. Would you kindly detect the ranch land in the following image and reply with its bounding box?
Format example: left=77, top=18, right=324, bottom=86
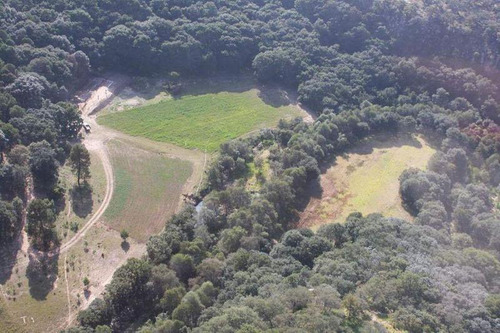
left=98, top=85, right=306, bottom=152
left=299, top=135, right=436, bottom=229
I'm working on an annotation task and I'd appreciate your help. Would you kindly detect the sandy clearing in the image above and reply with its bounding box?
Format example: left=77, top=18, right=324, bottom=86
left=63, top=226, right=147, bottom=328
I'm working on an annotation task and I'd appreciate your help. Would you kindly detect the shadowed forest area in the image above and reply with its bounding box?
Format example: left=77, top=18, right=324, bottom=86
left=1, top=0, right=500, bottom=332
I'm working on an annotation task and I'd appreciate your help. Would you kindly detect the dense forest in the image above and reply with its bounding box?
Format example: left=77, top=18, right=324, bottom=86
left=1, top=0, right=500, bottom=332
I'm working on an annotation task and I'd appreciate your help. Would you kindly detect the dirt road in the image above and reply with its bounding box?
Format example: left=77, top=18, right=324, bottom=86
left=1, top=78, right=209, bottom=315
left=63, top=73, right=206, bottom=255
left=80, top=74, right=205, bottom=209
left=0, top=78, right=119, bottom=273
left=0, top=74, right=207, bottom=332
left=59, top=148, right=114, bottom=254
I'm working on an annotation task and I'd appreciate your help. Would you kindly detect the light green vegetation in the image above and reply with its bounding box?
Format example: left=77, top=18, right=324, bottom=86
left=300, top=136, right=436, bottom=229
left=103, top=140, right=192, bottom=242
left=55, top=151, right=106, bottom=242
left=245, top=150, right=271, bottom=192
left=0, top=299, right=25, bottom=333
left=343, top=136, right=435, bottom=219
left=371, top=313, right=404, bottom=333
left=99, top=89, right=303, bottom=152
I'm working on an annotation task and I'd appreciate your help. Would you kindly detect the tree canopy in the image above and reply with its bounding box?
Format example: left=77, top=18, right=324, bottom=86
left=1, top=0, right=500, bottom=332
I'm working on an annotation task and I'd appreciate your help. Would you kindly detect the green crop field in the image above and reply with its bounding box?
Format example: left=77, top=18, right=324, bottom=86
left=98, top=89, right=302, bottom=152
left=103, top=140, right=192, bottom=242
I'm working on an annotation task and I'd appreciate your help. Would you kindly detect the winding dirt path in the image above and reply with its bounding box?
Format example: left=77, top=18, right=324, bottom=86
left=59, top=148, right=114, bottom=254
left=1, top=75, right=207, bottom=332
left=54, top=74, right=120, bottom=256
left=0, top=80, right=118, bottom=274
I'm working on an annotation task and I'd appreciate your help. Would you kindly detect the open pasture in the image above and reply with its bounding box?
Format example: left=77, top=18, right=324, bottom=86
left=98, top=78, right=306, bottom=152
left=299, top=136, right=436, bottom=229
left=103, top=140, right=192, bottom=242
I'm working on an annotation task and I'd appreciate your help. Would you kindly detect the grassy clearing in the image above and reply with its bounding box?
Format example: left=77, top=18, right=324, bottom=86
left=0, top=253, right=70, bottom=332
left=103, top=140, right=192, bottom=242
left=0, top=298, right=26, bottom=333
left=245, top=150, right=271, bottom=192
left=1, top=243, right=95, bottom=332
left=0, top=139, right=156, bottom=332
left=300, top=136, right=436, bottom=229
left=98, top=88, right=303, bottom=152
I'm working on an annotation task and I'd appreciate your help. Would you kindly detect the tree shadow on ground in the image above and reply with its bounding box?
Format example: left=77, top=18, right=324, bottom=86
left=121, top=241, right=130, bottom=252
left=0, top=232, right=24, bottom=284
left=257, top=86, right=292, bottom=107
left=71, top=183, right=93, bottom=218
left=127, top=77, right=167, bottom=100
left=256, top=82, right=318, bottom=121
left=344, top=133, right=422, bottom=157
left=295, top=177, right=323, bottom=212
left=26, top=250, right=59, bottom=300
left=172, top=74, right=256, bottom=98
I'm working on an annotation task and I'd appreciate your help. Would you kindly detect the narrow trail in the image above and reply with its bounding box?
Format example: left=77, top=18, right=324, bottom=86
left=66, top=200, right=72, bottom=218
left=64, top=255, right=71, bottom=328
left=0, top=75, right=205, bottom=277
left=49, top=76, right=118, bottom=256
left=0, top=125, right=115, bottom=273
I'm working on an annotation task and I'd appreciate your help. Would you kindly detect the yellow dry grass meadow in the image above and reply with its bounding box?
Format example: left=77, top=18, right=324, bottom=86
left=300, top=135, right=436, bottom=229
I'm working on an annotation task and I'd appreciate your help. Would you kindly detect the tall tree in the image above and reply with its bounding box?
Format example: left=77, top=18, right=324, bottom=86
left=0, top=200, right=19, bottom=241
left=0, top=129, right=6, bottom=163
left=26, top=199, right=56, bottom=250
left=69, top=143, right=91, bottom=186
left=53, top=103, right=83, bottom=140
left=29, top=140, right=59, bottom=190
